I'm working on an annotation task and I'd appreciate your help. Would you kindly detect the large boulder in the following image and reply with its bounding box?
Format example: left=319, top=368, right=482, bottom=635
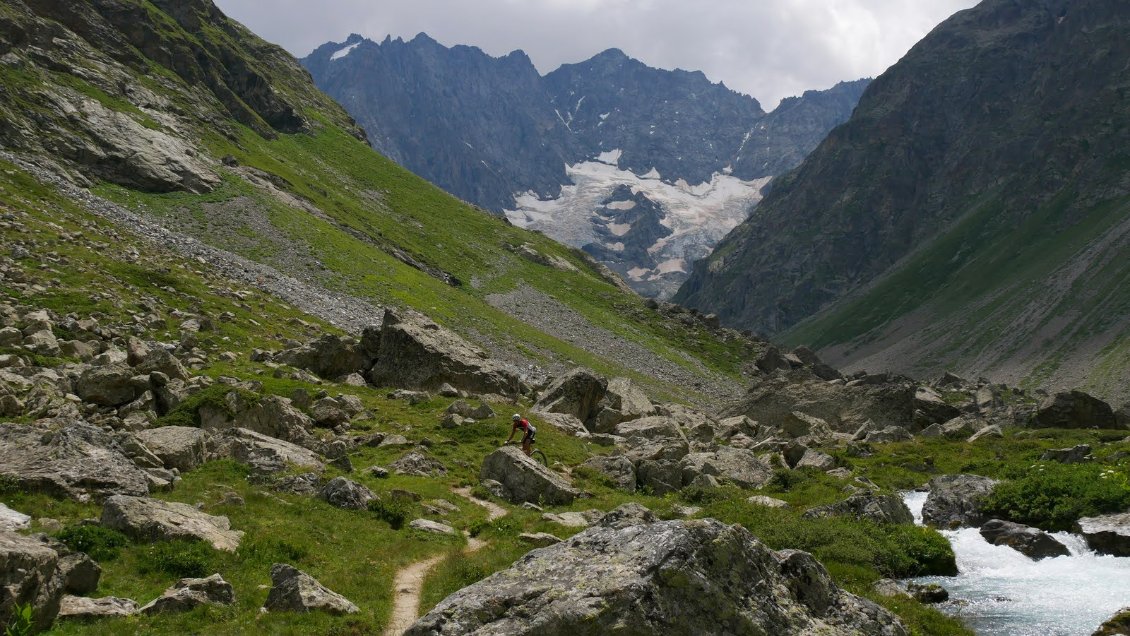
left=1075, top=512, right=1130, bottom=557
left=57, top=596, right=139, bottom=621
left=275, top=333, right=376, bottom=381
left=535, top=368, right=608, bottom=424
left=74, top=364, right=141, bottom=407
left=979, top=519, right=1069, bottom=560
left=1040, top=444, right=1092, bottom=464
left=803, top=492, right=914, bottom=525
left=207, top=428, right=324, bottom=474
left=367, top=309, right=521, bottom=395
left=1094, top=607, right=1130, bottom=636
left=136, top=426, right=209, bottom=472
left=728, top=374, right=918, bottom=434
left=263, top=563, right=358, bottom=615
left=0, top=420, right=150, bottom=500
left=922, top=474, right=998, bottom=529
left=679, top=447, right=774, bottom=489
left=0, top=530, right=65, bottom=632
left=139, top=574, right=234, bottom=615
left=101, top=495, right=244, bottom=552
left=199, top=393, right=314, bottom=446
left=406, top=505, right=907, bottom=635
left=317, top=477, right=374, bottom=510
left=1033, top=391, right=1117, bottom=429
left=480, top=446, right=578, bottom=506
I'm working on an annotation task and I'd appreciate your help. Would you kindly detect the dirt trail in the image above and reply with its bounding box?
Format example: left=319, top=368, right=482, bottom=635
left=382, top=488, right=508, bottom=635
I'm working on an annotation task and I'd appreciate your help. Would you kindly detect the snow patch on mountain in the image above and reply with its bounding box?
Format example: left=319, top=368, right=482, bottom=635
left=330, top=41, right=362, bottom=61
left=505, top=160, right=770, bottom=298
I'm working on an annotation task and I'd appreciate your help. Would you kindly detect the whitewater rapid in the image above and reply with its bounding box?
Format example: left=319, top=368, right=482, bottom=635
left=902, top=491, right=1130, bottom=635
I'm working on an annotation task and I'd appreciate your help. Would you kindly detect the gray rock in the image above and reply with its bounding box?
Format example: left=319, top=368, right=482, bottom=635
left=101, top=495, right=243, bottom=551
left=131, top=348, right=189, bottom=381
left=391, top=452, right=448, bottom=477
left=535, top=368, right=608, bottom=423
left=263, top=563, right=358, bottom=615
left=864, top=426, right=913, bottom=444
left=0, top=419, right=150, bottom=500
left=803, top=492, right=914, bottom=525
left=603, top=377, right=654, bottom=422
left=872, top=579, right=909, bottom=599
left=0, top=530, right=64, bottom=632
left=75, top=364, right=140, bottom=407
left=1093, top=607, right=1130, bottom=636
left=635, top=459, right=683, bottom=495
left=968, top=425, right=1003, bottom=442
left=748, top=495, right=790, bottom=509
left=1075, top=512, right=1130, bottom=557
left=470, top=403, right=496, bottom=420
left=199, top=393, right=314, bottom=446
left=406, top=506, right=906, bottom=636
left=679, top=446, right=774, bottom=489
left=309, top=398, right=350, bottom=428
left=136, top=426, right=208, bottom=472
left=1040, top=444, right=1092, bottom=464
left=542, top=510, right=602, bottom=528
left=276, top=334, right=374, bottom=381
left=58, top=552, right=100, bottom=594
left=0, top=503, right=31, bottom=532
left=907, top=582, right=948, bottom=604
left=796, top=448, right=836, bottom=471
left=613, top=415, right=684, bottom=441
left=979, top=519, right=1070, bottom=559
left=139, top=574, right=234, bottom=615
left=519, top=532, right=563, bottom=547
left=922, top=474, right=998, bottom=529
left=207, top=428, right=324, bottom=474
left=580, top=455, right=636, bottom=491
left=57, top=595, right=139, bottom=620
left=318, top=477, right=374, bottom=510
left=480, top=446, right=579, bottom=505
left=1033, top=390, right=1117, bottom=429
left=439, top=413, right=465, bottom=428
left=533, top=412, right=590, bottom=438
left=273, top=473, right=323, bottom=496
left=368, top=309, right=521, bottom=395
left=409, top=519, right=457, bottom=535
left=445, top=400, right=474, bottom=417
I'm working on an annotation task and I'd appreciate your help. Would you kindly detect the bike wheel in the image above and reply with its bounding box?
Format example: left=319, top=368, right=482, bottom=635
left=531, top=449, right=548, bottom=466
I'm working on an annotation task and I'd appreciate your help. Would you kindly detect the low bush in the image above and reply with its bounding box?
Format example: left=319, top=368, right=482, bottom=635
left=137, top=539, right=217, bottom=578
left=368, top=498, right=410, bottom=530
left=55, top=525, right=129, bottom=561
left=981, top=463, right=1130, bottom=531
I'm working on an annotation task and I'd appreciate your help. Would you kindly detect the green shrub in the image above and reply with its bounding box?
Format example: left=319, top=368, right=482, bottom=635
left=237, top=537, right=309, bottom=566
left=879, top=525, right=957, bottom=577
left=982, top=463, right=1130, bottom=531
left=4, top=603, right=33, bottom=636
left=55, top=525, right=129, bottom=561
left=138, top=539, right=217, bottom=578
left=368, top=498, right=410, bottom=530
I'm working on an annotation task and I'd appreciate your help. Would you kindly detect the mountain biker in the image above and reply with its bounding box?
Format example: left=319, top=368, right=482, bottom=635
left=506, top=413, right=536, bottom=456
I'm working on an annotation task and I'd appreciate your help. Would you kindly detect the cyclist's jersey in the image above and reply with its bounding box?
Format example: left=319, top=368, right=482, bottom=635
left=513, top=418, right=532, bottom=433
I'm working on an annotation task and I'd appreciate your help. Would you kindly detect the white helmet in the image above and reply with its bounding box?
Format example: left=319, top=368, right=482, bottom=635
left=512, top=413, right=521, bottom=421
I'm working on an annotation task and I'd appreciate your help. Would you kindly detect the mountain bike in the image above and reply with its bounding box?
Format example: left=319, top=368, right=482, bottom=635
left=503, top=441, right=547, bottom=466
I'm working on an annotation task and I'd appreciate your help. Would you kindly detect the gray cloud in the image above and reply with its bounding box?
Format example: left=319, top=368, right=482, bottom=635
left=214, top=0, right=977, bottom=110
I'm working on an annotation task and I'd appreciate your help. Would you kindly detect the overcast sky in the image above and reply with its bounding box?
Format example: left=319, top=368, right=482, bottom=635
left=214, top=0, right=978, bottom=110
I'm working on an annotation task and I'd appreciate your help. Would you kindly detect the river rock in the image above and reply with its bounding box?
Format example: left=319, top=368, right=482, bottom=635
left=922, top=474, right=998, bottom=529
left=907, top=582, right=948, bottom=604
left=1093, top=607, right=1130, bottom=636
left=136, top=426, right=208, bottom=472
left=57, top=596, right=139, bottom=620
left=367, top=309, right=521, bottom=395
left=803, top=492, right=914, bottom=525
left=1075, top=512, right=1130, bottom=557
left=101, top=495, right=243, bottom=551
left=317, top=477, right=374, bottom=510
left=406, top=505, right=907, bottom=635
left=480, top=446, right=578, bottom=506
left=979, top=519, right=1070, bottom=559
left=263, top=563, right=358, bottom=615
left=1033, top=391, right=1117, bottom=429
left=0, top=419, right=150, bottom=500
left=0, top=530, right=65, bottom=632
left=139, top=574, right=234, bottom=615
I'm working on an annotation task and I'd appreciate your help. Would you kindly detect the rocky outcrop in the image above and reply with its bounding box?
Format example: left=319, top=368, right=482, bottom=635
left=0, top=419, right=150, bottom=500
left=263, top=563, right=358, bottom=615
left=139, top=574, right=234, bottom=615
left=1033, top=391, right=1118, bottom=429
left=406, top=505, right=906, bottom=635
left=101, top=495, right=244, bottom=551
left=479, top=446, right=578, bottom=506
left=804, top=492, right=914, bottom=525
left=368, top=309, right=521, bottom=395
left=0, top=530, right=65, bottom=632
left=922, top=474, right=998, bottom=529
left=1075, top=513, right=1130, bottom=557
left=979, top=519, right=1070, bottom=560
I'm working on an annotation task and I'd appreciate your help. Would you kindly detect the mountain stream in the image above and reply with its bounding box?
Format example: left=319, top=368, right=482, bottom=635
left=902, top=491, right=1130, bottom=635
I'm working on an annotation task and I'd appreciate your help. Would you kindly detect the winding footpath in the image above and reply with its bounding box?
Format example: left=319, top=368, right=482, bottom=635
left=382, top=488, right=508, bottom=636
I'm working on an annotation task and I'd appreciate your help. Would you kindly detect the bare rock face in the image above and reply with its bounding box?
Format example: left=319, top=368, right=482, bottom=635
left=0, top=530, right=65, bottom=632
left=1033, top=391, right=1117, bottom=429
left=804, top=492, right=915, bottom=526
left=136, top=426, right=209, bottom=472
left=480, top=446, right=579, bottom=506
left=368, top=309, right=521, bottom=396
left=979, top=519, right=1070, bottom=560
left=263, top=563, right=358, bottom=615
left=1075, top=512, right=1130, bottom=557
left=139, top=574, right=234, bottom=615
left=922, top=474, right=998, bottom=529
left=407, top=505, right=907, bottom=636
left=101, top=495, right=244, bottom=552
left=0, top=419, right=150, bottom=500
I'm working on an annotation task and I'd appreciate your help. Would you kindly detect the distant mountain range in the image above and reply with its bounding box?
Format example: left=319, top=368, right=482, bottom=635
left=675, top=0, right=1130, bottom=403
left=302, top=35, right=867, bottom=297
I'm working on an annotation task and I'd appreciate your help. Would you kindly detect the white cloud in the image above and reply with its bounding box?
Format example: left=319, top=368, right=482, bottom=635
left=214, top=0, right=977, bottom=110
